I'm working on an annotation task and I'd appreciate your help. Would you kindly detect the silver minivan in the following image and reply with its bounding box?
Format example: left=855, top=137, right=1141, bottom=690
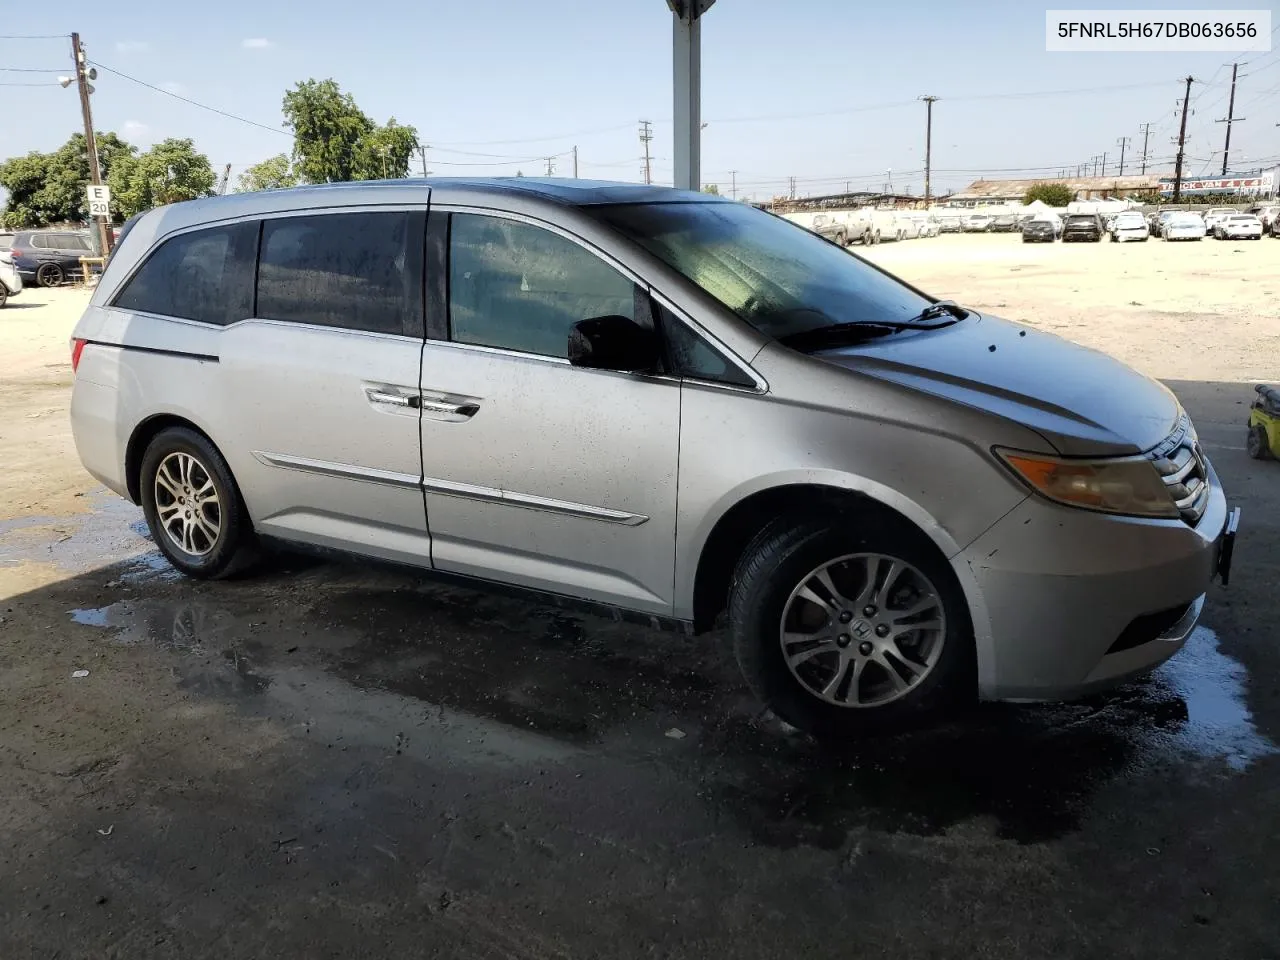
left=69, top=179, right=1238, bottom=736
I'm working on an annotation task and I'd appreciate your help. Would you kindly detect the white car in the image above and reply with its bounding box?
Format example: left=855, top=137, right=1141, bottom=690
left=1109, top=212, right=1150, bottom=243
left=1214, top=214, right=1263, bottom=240
left=0, top=251, right=22, bottom=308
left=1202, top=207, right=1237, bottom=233
left=961, top=213, right=993, bottom=232
left=1163, top=213, right=1207, bottom=241
left=1249, top=205, right=1279, bottom=231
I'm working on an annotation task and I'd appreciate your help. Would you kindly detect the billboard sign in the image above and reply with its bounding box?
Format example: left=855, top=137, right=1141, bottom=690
left=1158, top=172, right=1275, bottom=196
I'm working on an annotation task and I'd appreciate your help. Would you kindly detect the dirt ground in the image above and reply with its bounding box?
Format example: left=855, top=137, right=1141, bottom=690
left=1, top=234, right=1278, bottom=959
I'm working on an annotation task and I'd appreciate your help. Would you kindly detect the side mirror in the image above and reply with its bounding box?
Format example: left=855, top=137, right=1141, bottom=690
left=567, top=315, right=660, bottom=372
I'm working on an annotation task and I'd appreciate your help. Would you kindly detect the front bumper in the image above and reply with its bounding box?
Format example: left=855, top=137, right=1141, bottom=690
left=959, top=463, right=1232, bottom=701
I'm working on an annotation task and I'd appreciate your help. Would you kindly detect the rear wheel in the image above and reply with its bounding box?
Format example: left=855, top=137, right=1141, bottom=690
left=1248, top=425, right=1272, bottom=460
left=35, top=262, right=63, bottom=287
left=140, top=427, right=258, bottom=579
left=728, top=513, right=974, bottom=738
left=0, top=285, right=7, bottom=308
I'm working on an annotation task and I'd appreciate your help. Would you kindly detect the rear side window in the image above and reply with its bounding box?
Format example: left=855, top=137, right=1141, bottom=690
left=113, top=221, right=257, bottom=325
left=256, top=211, right=418, bottom=336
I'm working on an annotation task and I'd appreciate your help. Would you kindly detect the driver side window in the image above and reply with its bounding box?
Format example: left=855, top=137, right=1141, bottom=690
left=449, top=213, right=638, bottom=359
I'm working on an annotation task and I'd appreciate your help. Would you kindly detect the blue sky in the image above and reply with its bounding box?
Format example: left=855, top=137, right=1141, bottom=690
left=2, top=0, right=1278, bottom=200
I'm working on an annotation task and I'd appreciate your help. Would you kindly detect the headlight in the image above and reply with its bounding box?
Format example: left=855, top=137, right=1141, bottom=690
left=996, top=449, right=1179, bottom=519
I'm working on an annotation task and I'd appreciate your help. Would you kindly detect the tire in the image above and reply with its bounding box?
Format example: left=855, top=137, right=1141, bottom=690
left=35, top=262, right=64, bottom=287
left=0, top=285, right=7, bottom=309
left=728, top=512, right=974, bottom=738
left=1247, top=424, right=1272, bottom=460
left=140, top=426, right=258, bottom=579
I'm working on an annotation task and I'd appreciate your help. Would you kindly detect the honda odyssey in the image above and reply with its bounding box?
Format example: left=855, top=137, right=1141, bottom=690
left=69, top=179, right=1238, bottom=736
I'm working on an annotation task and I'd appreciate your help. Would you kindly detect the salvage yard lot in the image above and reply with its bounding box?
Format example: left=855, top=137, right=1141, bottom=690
left=1, top=234, right=1278, bottom=958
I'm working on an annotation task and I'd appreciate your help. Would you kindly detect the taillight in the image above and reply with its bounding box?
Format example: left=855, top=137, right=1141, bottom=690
left=71, top=338, right=86, bottom=372
left=10, top=248, right=23, bottom=260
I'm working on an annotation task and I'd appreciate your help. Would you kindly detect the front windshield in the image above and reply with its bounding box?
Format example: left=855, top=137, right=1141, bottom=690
left=592, top=201, right=932, bottom=340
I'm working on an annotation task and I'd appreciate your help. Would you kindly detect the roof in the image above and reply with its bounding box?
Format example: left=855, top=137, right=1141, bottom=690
left=952, top=175, right=1163, bottom=199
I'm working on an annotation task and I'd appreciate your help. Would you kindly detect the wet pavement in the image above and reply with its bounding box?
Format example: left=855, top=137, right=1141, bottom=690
left=2, top=388, right=1280, bottom=958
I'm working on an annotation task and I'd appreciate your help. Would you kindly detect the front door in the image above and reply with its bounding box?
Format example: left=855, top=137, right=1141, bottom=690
left=418, top=210, right=680, bottom=614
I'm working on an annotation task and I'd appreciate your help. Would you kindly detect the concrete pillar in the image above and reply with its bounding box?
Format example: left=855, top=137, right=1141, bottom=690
left=669, top=1, right=714, bottom=191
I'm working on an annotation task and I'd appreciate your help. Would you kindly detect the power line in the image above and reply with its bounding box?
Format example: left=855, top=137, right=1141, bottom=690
left=0, top=66, right=64, bottom=72
left=88, top=60, right=289, bottom=137
left=0, top=33, right=69, bottom=40
left=0, top=80, right=59, bottom=86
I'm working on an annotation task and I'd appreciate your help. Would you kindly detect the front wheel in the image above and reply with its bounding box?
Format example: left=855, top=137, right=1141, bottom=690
left=35, top=262, right=64, bottom=287
left=728, top=514, right=974, bottom=738
left=140, top=427, right=258, bottom=579
left=1248, top=424, right=1272, bottom=460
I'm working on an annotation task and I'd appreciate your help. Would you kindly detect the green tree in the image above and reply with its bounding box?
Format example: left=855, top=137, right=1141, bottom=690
left=352, top=119, right=418, bottom=180
left=702, top=183, right=720, bottom=195
left=0, top=132, right=136, bottom=227
left=107, top=138, right=216, bottom=218
left=1023, top=182, right=1074, bottom=207
left=237, top=154, right=298, bottom=192
left=282, top=79, right=418, bottom=183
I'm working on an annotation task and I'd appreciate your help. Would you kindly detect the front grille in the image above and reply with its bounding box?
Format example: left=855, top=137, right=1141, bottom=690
left=1149, top=416, right=1210, bottom=525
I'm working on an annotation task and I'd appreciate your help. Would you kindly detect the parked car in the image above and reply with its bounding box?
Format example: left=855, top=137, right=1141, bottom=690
left=1061, top=213, right=1104, bottom=242
left=1248, top=204, right=1279, bottom=232
left=8, top=230, right=93, bottom=286
left=919, top=214, right=942, bottom=237
left=1202, top=207, right=1237, bottom=233
left=896, top=214, right=922, bottom=240
left=1151, top=210, right=1181, bottom=238
left=810, top=213, right=851, bottom=246
left=0, top=231, right=14, bottom=253
left=989, top=214, right=1020, bottom=233
left=1214, top=213, right=1263, bottom=240
left=68, top=180, right=1237, bottom=737
left=0, top=250, right=22, bottom=308
left=936, top=213, right=963, bottom=233
left=1021, top=218, right=1057, bottom=243
left=1163, top=212, right=1207, bottom=241
left=961, top=213, right=993, bottom=232
left=1109, top=212, right=1150, bottom=243
left=1272, top=216, right=1280, bottom=238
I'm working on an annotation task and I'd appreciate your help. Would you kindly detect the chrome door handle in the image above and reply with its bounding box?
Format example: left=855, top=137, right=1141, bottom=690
left=421, top=398, right=479, bottom=417
left=365, top=388, right=419, bottom=408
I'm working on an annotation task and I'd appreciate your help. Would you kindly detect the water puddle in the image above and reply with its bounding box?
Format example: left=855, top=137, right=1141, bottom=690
left=60, top=580, right=1276, bottom=845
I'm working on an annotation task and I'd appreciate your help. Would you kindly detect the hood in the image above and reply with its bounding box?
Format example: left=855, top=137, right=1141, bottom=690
left=814, top=313, right=1180, bottom=457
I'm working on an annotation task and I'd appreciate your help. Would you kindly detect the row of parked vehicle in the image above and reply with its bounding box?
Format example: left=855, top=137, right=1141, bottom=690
left=0, top=228, right=98, bottom=306
left=785, top=209, right=943, bottom=246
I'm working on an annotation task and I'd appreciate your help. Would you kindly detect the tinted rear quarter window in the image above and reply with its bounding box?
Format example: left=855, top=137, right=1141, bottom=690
left=257, top=211, right=420, bottom=336
left=113, top=221, right=257, bottom=325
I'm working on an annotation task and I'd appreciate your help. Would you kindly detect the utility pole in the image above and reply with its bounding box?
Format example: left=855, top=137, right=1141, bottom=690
left=921, top=95, right=938, bottom=207
left=1173, top=75, right=1195, bottom=202
left=1091, top=156, right=1099, bottom=177
left=730, top=169, right=737, bottom=199
left=70, top=33, right=110, bottom=256
left=1139, top=123, right=1152, bottom=174
left=639, top=120, right=653, bottom=185
left=418, top=144, right=430, bottom=178
left=1101, top=151, right=1108, bottom=177
left=788, top=175, right=796, bottom=199
left=1116, top=137, right=1130, bottom=176
left=1216, top=62, right=1243, bottom=175
left=572, top=145, right=579, bottom=178
left=544, top=156, right=555, bottom=176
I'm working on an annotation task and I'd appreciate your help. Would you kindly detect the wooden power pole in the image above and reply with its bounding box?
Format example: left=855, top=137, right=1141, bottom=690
left=70, top=33, right=110, bottom=255
left=1173, top=76, right=1194, bottom=202
left=1216, top=63, right=1243, bottom=175
left=921, top=95, right=938, bottom=206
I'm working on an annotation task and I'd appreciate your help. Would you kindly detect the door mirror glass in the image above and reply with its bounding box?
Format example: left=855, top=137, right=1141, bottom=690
left=568, top=315, right=660, bottom=372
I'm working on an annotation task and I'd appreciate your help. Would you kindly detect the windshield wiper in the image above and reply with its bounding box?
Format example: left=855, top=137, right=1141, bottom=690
left=911, top=299, right=970, bottom=323
left=776, top=301, right=969, bottom=352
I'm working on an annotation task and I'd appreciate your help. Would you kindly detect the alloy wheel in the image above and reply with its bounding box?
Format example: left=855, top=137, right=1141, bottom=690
left=779, top=553, right=946, bottom=708
left=153, top=452, right=221, bottom=556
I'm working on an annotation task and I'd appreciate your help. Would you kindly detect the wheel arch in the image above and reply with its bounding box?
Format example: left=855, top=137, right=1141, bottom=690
left=686, top=474, right=968, bottom=631
left=125, top=413, right=223, bottom=505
